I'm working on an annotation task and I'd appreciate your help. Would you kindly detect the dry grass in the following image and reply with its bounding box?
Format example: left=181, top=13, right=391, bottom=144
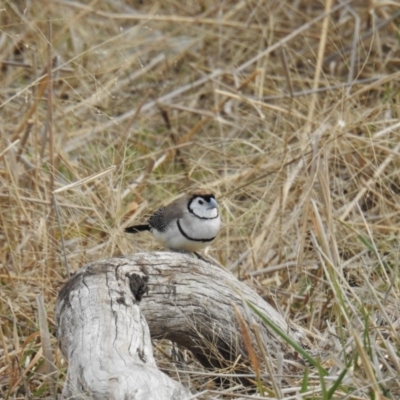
left=1, top=0, right=400, bottom=398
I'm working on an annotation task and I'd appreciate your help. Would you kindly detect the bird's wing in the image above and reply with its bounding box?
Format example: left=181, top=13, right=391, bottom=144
left=148, top=195, right=188, bottom=232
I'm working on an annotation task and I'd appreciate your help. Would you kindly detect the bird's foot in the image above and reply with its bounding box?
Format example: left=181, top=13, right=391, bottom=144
left=193, top=252, right=212, bottom=264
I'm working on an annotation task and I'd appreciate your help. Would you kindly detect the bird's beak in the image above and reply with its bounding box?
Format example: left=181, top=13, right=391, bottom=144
left=207, top=198, right=219, bottom=210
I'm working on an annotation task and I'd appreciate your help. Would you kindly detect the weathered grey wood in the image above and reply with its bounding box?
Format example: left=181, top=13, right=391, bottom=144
left=55, top=259, right=191, bottom=400
left=56, top=252, right=306, bottom=398
left=132, top=252, right=305, bottom=371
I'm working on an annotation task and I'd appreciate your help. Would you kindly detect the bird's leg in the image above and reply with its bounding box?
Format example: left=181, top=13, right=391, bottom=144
left=193, top=252, right=211, bottom=263
left=171, top=249, right=211, bottom=264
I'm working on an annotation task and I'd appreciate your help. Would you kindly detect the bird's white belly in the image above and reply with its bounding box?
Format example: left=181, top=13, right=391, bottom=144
left=152, top=217, right=220, bottom=252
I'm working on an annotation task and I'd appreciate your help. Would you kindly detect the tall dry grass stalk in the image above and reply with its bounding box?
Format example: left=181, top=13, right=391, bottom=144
left=1, top=0, right=400, bottom=398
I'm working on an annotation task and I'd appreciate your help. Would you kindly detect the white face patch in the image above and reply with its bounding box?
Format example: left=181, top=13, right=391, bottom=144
left=189, top=196, right=219, bottom=219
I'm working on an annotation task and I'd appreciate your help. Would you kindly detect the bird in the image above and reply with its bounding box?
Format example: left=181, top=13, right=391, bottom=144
left=125, top=190, right=221, bottom=252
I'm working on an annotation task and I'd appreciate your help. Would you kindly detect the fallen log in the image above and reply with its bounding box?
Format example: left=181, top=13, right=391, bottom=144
left=55, top=252, right=306, bottom=399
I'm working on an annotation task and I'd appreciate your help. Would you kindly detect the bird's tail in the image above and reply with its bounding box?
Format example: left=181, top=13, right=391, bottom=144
left=125, top=224, right=150, bottom=233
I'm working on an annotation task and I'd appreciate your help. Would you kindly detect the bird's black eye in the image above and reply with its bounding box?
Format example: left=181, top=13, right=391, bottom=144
left=198, top=199, right=204, bottom=205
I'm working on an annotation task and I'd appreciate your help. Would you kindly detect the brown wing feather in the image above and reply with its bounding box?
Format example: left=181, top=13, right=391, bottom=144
left=161, top=195, right=189, bottom=222
left=148, top=194, right=189, bottom=231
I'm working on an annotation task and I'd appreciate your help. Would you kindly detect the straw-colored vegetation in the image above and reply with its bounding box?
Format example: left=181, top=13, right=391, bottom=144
left=1, top=0, right=400, bottom=398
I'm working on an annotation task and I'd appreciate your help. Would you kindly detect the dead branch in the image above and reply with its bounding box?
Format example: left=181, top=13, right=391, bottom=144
left=55, top=252, right=306, bottom=398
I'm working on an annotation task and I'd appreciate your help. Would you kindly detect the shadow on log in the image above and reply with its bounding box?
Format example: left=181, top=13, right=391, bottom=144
left=56, top=252, right=307, bottom=399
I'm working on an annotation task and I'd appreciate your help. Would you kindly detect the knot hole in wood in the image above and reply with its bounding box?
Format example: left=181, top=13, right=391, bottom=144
left=127, top=272, right=149, bottom=301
